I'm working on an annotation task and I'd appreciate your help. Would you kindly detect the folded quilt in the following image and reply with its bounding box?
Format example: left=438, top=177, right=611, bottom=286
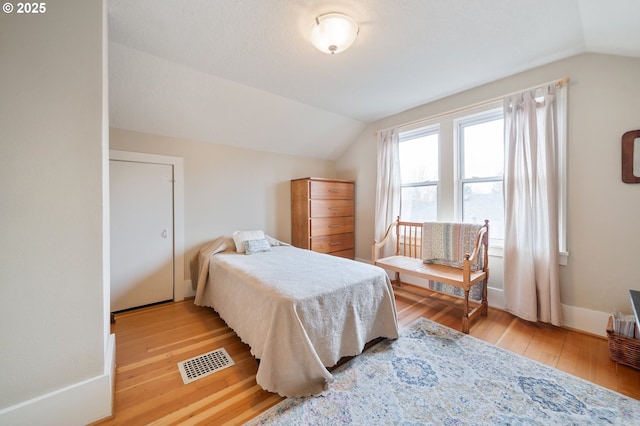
left=421, top=222, right=484, bottom=271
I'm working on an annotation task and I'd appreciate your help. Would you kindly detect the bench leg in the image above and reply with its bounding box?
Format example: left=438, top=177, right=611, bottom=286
left=392, top=271, right=401, bottom=286
left=481, top=304, right=488, bottom=317
left=481, top=280, right=488, bottom=316
left=462, top=289, right=470, bottom=334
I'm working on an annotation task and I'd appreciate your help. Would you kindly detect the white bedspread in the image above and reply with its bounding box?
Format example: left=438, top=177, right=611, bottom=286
left=193, top=242, right=398, bottom=397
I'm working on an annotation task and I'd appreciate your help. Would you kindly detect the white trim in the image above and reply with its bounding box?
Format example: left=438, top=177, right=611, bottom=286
left=482, top=246, right=566, bottom=267
left=475, top=287, right=608, bottom=337
left=562, top=304, right=610, bottom=337
left=0, top=334, right=116, bottom=425
left=101, top=0, right=112, bottom=354
left=109, top=150, right=186, bottom=302
left=105, top=333, right=116, bottom=413
left=481, top=288, right=608, bottom=336
left=556, top=84, right=569, bottom=255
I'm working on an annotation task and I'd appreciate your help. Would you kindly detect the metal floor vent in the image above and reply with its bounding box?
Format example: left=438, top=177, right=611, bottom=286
left=177, top=348, right=235, bottom=385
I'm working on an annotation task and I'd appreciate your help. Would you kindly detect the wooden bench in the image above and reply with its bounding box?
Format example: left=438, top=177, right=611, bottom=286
left=373, top=218, right=489, bottom=333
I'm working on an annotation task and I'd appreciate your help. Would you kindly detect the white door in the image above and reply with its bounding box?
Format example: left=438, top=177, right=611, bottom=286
left=110, top=160, right=174, bottom=312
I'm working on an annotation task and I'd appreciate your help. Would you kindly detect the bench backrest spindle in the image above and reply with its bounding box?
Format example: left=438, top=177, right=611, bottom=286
left=395, top=219, right=401, bottom=256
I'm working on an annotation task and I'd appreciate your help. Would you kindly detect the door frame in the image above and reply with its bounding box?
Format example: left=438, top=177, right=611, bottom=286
left=109, top=150, right=185, bottom=302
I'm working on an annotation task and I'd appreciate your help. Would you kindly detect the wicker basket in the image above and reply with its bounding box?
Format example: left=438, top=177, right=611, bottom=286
left=606, top=316, right=640, bottom=370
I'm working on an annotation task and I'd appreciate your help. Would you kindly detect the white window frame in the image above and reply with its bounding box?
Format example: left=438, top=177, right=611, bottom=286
left=556, top=84, right=569, bottom=265
left=454, top=107, right=504, bottom=246
left=398, top=125, right=440, bottom=222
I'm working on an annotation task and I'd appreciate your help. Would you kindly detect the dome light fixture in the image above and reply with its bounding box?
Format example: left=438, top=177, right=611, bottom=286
left=310, top=12, right=359, bottom=55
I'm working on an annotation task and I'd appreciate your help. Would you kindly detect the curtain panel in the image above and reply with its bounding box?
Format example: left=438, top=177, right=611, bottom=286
left=503, top=85, right=563, bottom=326
left=374, top=128, right=401, bottom=258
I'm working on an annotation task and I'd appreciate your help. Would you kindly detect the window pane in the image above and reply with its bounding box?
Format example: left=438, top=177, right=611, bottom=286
left=462, top=118, right=503, bottom=179
left=462, top=181, right=504, bottom=240
left=399, top=134, right=438, bottom=184
left=401, top=186, right=437, bottom=222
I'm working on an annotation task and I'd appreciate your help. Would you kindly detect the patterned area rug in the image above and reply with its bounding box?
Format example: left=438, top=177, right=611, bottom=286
left=245, top=318, right=640, bottom=425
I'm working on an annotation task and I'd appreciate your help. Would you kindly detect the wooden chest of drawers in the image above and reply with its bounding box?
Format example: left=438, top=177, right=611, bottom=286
left=291, top=177, right=355, bottom=259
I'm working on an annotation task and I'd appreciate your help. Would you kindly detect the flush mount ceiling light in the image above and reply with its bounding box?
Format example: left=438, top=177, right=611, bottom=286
left=310, top=12, right=359, bottom=54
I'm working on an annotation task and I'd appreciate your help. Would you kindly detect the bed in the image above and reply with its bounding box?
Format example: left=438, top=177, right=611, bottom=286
left=191, top=232, right=398, bottom=397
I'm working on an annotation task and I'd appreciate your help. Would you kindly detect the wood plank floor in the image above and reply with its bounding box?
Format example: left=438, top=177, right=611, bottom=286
left=94, top=285, right=640, bottom=425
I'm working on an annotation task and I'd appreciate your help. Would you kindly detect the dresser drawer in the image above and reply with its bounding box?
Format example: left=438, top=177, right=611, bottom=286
left=310, top=181, right=354, bottom=200
left=330, top=248, right=355, bottom=259
left=311, top=233, right=355, bottom=253
left=311, top=217, right=354, bottom=236
left=310, top=199, right=354, bottom=217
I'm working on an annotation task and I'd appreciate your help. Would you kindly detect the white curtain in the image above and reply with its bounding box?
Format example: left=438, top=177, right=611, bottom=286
left=503, top=85, right=563, bottom=326
left=374, top=128, right=401, bottom=258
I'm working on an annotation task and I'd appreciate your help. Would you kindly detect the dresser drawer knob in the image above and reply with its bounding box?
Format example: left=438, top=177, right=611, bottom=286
left=330, top=241, right=343, bottom=246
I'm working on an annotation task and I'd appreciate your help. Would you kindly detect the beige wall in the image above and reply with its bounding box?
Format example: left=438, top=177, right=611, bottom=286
left=110, top=128, right=336, bottom=281
left=337, top=53, right=640, bottom=319
left=0, top=0, right=112, bottom=422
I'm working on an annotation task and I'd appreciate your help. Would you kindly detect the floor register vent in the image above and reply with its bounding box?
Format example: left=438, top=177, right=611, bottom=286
left=177, top=348, right=235, bottom=385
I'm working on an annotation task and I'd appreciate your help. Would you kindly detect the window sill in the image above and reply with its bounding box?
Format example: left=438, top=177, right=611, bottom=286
left=489, top=244, right=569, bottom=266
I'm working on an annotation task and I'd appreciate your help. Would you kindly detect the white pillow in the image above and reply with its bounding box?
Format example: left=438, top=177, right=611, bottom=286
left=232, top=229, right=265, bottom=253
left=243, top=238, right=272, bottom=254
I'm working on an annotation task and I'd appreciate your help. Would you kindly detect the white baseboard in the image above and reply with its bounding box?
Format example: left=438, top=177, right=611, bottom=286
left=487, top=286, right=504, bottom=310
left=0, top=334, right=116, bottom=426
left=476, top=288, right=608, bottom=337
left=486, top=287, right=608, bottom=336
left=561, top=304, right=610, bottom=337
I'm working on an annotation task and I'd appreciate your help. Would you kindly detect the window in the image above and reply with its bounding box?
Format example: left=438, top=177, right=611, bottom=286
left=398, top=103, right=504, bottom=245
left=456, top=109, right=504, bottom=241
left=395, top=83, right=567, bottom=257
left=399, top=126, right=439, bottom=222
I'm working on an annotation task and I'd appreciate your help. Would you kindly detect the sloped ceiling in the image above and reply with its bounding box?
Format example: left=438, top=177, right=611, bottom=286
left=108, top=0, right=640, bottom=160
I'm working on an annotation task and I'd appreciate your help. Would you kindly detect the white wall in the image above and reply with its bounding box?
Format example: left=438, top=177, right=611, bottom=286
left=337, top=53, right=640, bottom=335
left=0, top=1, right=113, bottom=424
left=110, top=128, right=336, bottom=286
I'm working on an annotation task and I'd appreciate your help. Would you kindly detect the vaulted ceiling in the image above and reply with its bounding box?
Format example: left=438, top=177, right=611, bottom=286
left=108, top=0, right=640, bottom=160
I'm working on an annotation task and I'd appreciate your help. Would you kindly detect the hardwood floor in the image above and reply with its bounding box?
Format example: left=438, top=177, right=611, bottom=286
left=94, top=285, right=640, bottom=425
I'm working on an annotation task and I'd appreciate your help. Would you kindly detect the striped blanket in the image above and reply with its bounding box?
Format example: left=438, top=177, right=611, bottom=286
left=422, top=222, right=484, bottom=300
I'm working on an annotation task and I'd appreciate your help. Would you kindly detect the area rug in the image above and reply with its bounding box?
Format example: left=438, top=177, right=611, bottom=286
left=245, top=318, right=640, bottom=425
